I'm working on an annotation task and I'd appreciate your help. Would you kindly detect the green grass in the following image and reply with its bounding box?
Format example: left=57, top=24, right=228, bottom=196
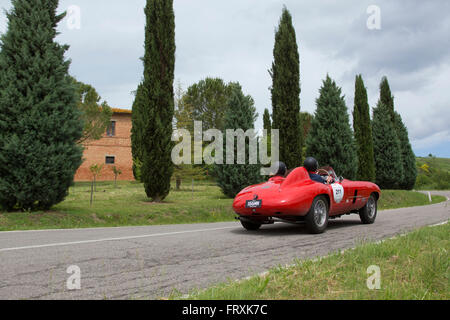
left=0, top=180, right=235, bottom=231
left=175, top=223, right=450, bottom=300
left=417, top=157, right=450, bottom=173
left=377, top=190, right=445, bottom=210
left=0, top=182, right=446, bottom=232
left=415, top=156, right=450, bottom=190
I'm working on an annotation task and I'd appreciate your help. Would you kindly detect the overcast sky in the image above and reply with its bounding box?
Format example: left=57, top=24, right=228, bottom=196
left=1, top=0, right=449, bottom=157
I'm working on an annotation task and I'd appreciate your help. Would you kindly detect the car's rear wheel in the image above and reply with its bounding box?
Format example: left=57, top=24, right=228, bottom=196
left=359, top=194, right=378, bottom=224
left=240, top=220, right=262, bottom=231
left=305, top=196, right=329, bottom=234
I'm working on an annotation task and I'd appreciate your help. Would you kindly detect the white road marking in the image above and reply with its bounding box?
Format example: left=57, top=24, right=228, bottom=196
left=0, top=226, right=237, bottom=253
left=0, top=224, right=233, bottom=234
left=429, top=221, right=449, bottom=227
left=0, top=226, right=153, bottom=234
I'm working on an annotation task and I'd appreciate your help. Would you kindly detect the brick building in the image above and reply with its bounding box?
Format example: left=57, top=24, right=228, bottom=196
left=74, top=108, right=135, bottom=182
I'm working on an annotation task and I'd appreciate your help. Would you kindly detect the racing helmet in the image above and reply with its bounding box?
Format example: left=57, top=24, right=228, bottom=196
left=304, top=157, right=319, bottom=172
left=273, top=161, right=287, bottom=177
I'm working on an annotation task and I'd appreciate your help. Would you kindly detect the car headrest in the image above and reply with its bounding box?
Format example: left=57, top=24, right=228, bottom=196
left=281, top=167, right=309, bottom=188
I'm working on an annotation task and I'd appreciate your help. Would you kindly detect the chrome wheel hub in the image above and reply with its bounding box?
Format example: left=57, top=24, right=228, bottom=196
left=367, top=197, right=376, bottom=218
left=314, top=200, right=327, bottom=227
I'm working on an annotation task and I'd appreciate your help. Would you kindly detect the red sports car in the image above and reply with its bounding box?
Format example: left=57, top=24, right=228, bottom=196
left=233, top=166, right=381, bottom=234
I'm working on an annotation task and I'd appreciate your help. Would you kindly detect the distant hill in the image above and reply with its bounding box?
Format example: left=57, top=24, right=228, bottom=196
left=415, top=156, right=450, bottom=190
left=416, top=157, right=450, bottom=172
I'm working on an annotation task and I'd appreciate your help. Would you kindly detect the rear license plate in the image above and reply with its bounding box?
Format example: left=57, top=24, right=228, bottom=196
left=246, top=200, right=262, bottom=209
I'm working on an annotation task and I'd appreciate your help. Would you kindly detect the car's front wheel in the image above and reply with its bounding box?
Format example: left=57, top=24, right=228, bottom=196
left=359, top=194, right=378, bottom=224
left=305, top=196, right=329, bottom=234
left=240, top=220, right=262, bottom=231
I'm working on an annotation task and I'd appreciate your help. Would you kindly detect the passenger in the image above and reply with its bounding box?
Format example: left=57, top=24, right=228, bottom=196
left=271, top=161, right=287, bottom=178
left=304, top=157, right=333, bottom=184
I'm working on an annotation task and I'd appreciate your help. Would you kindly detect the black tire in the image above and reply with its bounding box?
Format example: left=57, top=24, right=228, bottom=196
left=240, top=220, right=262, bottom=231
left=359, top=194, right=378, bottom=224
left=305, top=196, right=329, bottom=234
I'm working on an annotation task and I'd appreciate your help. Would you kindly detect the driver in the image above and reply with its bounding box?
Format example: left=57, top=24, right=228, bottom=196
left=268, top=161, right=287, bottom=182
left=304, top=157, right=333, bottom=184
left=272, top=161, right=287, bottom=177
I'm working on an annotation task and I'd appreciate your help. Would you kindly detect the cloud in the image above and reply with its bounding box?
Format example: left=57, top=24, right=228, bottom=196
left=394, top=63, right=450, bottom=154
left=413, top=132, right=450, bottom=158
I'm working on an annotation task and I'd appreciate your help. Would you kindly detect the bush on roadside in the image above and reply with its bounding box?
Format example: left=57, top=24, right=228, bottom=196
left=0, top=1, right=83, bottom=211
left=435, top=170, right=450, bottom=190
left=415, top=174, right=433, bottom=189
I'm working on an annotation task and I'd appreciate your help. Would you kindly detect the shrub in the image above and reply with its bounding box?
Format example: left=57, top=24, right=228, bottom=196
left=414, top=174, right=433, bottom=189
left=0, top=1, right=83, bottom=211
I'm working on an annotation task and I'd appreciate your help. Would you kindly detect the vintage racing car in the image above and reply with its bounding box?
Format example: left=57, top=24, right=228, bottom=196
left=233, top=166, right=381, bottom=234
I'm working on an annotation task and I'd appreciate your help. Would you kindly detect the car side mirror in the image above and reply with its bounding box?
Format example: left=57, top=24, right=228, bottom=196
left=339, top=176, right=344, bottom=182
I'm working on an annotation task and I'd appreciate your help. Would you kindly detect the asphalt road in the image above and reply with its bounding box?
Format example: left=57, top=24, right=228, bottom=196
left=0, top=191, right=448, bottom=300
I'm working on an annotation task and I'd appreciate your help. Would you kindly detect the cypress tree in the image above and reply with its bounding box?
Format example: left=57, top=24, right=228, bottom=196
left=372, top=102, right=403, bottom=189
left=353, top=75, right=376, bottom=181
left=131, top=82, right=145, bottom=181
left=299, top=112, right=313, bottom=142
left=299, top=111, right=313, bottom=159
left=139, top=0, right=176, bottom=202
left=306, top=76, right=357, bottom=179
left=394, top=112, right=417, bottom=190
left=262, top=108, right=272, bottom=156
left=215, top=84, right=261, bottom=198
left=379, top=77, right=395, bottom=123
left=263, top=108, right=272, bottom=136
left=377, top=76, right=416, bottom=189
left=0, top=0, right=83, bottom=211
left=270, top=6, right=302, bottom=168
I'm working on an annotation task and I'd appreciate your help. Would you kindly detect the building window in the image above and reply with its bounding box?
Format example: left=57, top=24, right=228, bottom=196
left=106, top=121, right=116, bottom=137
left=105, top=156, right=115, bottom=165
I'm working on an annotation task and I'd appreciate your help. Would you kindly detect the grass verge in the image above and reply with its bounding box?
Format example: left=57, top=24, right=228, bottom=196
left=0, top=181, right=235, bottom=231
left=0, top=182, right=446, bottom=231
left=377, top=190, right=445, bottom=210
left=175, top=222, right=449, bottom=300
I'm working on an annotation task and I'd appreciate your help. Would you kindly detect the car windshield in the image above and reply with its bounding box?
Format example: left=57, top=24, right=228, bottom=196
left=317, top=166, right=338, bottom=181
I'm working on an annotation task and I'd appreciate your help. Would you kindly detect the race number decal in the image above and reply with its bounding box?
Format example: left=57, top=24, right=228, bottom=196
left=331, top=184, right=344, bottom=203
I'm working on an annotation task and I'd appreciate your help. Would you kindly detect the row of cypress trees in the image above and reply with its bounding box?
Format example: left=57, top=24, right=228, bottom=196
left=130, top=3, right=416, bottom=201
left=269, top=6, right=416, bottom=190
left=303, top=74, right=417, bottom=189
